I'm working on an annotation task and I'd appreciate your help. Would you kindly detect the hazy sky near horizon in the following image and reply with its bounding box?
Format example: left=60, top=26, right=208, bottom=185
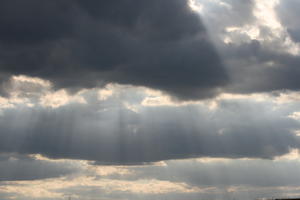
left=1, top=0, right=300, bottom=199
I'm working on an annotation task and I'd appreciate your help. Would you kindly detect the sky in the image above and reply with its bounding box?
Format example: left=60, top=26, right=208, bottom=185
left=1, top=0, right=300, bottom=199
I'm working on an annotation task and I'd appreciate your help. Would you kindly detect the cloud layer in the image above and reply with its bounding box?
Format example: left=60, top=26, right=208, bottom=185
left=1, top=80, right=300, bottom=164
left=1, top=1, right=300, bottom=199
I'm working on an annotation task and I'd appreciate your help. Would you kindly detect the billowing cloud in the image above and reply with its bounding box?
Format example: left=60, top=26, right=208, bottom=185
left=0, top=0, right=228, bottom=100
left=195, top=0, right=300, bottom=95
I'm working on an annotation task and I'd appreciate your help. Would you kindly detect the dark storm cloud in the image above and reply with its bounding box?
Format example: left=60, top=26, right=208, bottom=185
left=0, top=153, right=79, bottom=181
left=0, top=0, right=228, bottom=100
left=0, top=0, right=75, bottom=44
left=0, top=90, right=300, bottom=164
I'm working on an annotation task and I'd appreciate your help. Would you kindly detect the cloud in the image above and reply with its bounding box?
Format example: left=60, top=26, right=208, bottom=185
left=2, top=0, right=300, bottom=98
left=196, top=0, right=300, bottom=95
left=3, top=155, right=300, bottom=200
left=0, top=153, right=80, bottom=181
left=127, top=157, right=300, bottom=188
left=276, top=0, right=300, bottom=43
left=2, top=1, right=300, bottom=199
left=198, top=0, right=256, bottom=34
left=0, top=83, right=300, bottom=164
left=0, top=0, right=228, bottom=100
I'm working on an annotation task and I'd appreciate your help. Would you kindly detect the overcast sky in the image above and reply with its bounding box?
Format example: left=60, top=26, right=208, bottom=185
left=1, top=0, right=300, bottom=200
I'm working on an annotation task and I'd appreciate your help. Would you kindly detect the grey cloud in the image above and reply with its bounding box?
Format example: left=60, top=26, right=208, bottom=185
left=196, top=0, right=300, bottom=95
left=0, top=0, right=228, bottom=100
left=56, top=158, right=300, bottom=200
left=2, top=0, right=300, bottom=98
left=288, top=29, right=300, bottom=43
left=276, top=0, right=300, bottom=43
left=0, top=90, right=299, bottom=164
left=3, top=156, right=300, bottom=200
left=0, top=153, right=79, bottom=181
left=0, top=192, right=15, bottom=200
left=57, top=185, right=221, bottom=200
left=220, top=40, right=300, bottom=94
left=0, top=0, right=75, bottom=44
left=126, top=159, right=300, bottom=188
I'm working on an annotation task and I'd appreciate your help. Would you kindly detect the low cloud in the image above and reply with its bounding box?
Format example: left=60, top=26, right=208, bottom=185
left=0, top=83, right=300, bottom=164
left=0, top=153, right=80, bottom=181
